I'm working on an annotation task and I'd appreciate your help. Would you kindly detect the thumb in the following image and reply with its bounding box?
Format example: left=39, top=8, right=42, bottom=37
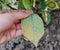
left=10, top=10, right=33, bottom=20
left=0, top=10, right=33, bottom=33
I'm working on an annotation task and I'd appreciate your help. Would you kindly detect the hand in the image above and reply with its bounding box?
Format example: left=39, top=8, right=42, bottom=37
left=0, top=10, right=32, bottom=44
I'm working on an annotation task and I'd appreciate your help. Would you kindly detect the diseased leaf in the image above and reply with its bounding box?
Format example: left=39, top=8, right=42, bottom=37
left=22, top=0, right=32, bottom=10
left=21, top=14, right=44, bottom=47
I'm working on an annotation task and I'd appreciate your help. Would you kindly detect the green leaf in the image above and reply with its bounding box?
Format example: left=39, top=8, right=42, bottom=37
left=0, top=0, right=7, bottom=4
left=42, top=10, right=51, bottom=25
left=29, top=0, right=33, bottom=7
left=0, top=0, right=16, bottom=10
left=22, top=0, right=32, bottom=10
left=46, top=13, right=51, bottom=25
left=40, top=1, right=47, bottom=10
left=21, top=14, right=44, bottom=47
left=33, top=0, right=36, bottom=7
left=30, top=0, right=36, bottom=8
left=18, top=0, right=25, bottom=10
left=0, top=3, right=2, bottom=10
left=6, top=4, right=16, bottom=10
left=47, top=0, right=59, bottom=10
left=56, top=0, right=60, bottom=7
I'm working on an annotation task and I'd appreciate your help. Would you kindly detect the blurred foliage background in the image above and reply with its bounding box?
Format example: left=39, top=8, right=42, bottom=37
left=1, top=0, right=60, bottom=25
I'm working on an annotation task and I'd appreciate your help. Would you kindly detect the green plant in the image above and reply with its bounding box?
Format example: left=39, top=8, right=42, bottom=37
left=0, top=0, right=60, bottom=47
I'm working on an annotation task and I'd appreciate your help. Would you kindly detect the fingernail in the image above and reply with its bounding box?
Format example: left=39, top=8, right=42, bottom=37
left=26, top=10, right=33, bottom=14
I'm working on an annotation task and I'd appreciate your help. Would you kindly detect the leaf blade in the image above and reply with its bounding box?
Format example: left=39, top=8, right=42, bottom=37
left=22, top=0, right=32, bottom=10
left=21, top=14, right=44, bottom=47
left=18, top=0, right=25, bottom=10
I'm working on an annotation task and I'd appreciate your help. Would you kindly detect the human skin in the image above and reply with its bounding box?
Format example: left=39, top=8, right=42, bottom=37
left=0, top=10, right=33, bottom=44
